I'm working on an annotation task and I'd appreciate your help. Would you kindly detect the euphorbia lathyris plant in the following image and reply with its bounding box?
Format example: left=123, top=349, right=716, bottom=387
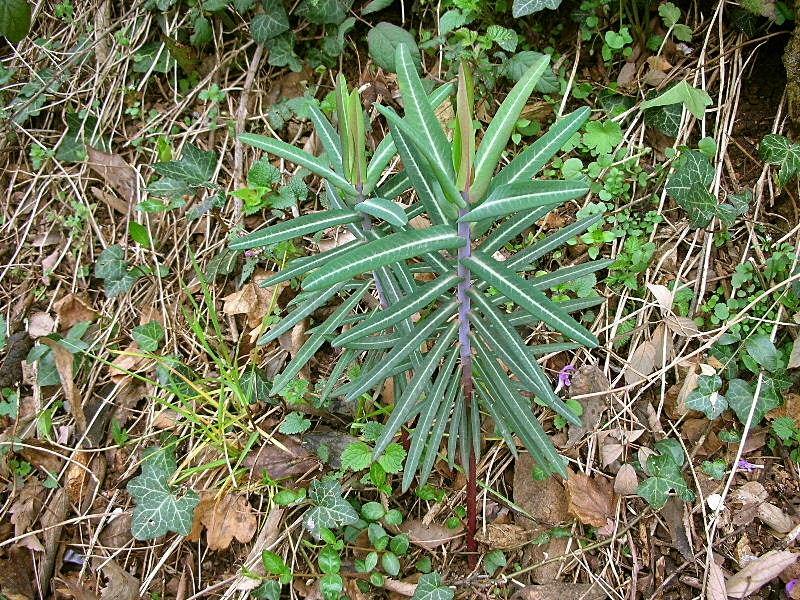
left=231, top=45, right=608, bottom=560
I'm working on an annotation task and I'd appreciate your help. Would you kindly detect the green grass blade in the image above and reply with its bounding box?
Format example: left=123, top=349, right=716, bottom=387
left=333, top=273, right=460, bottom=347
left=238, top=133, right=356, bottom=195
left=472, top=54, right=550, bottom=202
left=373, top=322, right=459, bottom=458
left=491, top=107, right=591, bottom=193
left=402, top=346, right=459, bottom=492
left=302, top=227, right=464, bottom=292
left=460, top=180, right=588, bottom=223
left=463, top=251, right=598, bottom=347
left=230, top=209, right=360, bottom=250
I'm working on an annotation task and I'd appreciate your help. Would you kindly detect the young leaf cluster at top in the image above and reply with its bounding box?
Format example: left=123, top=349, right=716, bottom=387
left=230, top=45, right=607, bottom=485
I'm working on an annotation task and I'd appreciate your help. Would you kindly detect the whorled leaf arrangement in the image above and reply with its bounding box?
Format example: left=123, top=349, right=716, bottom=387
left=231, top=45, right=606, bottom=556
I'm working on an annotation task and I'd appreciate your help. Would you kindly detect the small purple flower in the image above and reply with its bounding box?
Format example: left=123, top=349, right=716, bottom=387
left=558, top=365, right=576, bottom=388
left=244, top=248, right=261, bottom=258
left=737, top=459, right=761, bottom=473
left=787, top=579, right=798, bottom=596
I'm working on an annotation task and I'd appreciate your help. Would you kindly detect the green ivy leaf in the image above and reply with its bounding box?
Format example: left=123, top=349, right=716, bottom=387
left=94, top=245, right=140, bottom=297
left=685, top=374, right=727, bottom=420
left=250, top=0, right=289, bottom=44
left=640, top=80, right=712, bottom=119
left=153, top=143, right=217, bottom=187
left=412, top=572, right=454, bottom=600
left=511, top=0, right=562, bottom=18
left=680, top=182, right=717, bottom=228
left=127, top=446, right=199, bottom=540
left=362, top=0, right=393, bottom=14
left=701, top=459, right=727, bottom=479
left=759, top=134, right=800, bottom=186
left=297, top=0, right=352, bottom=24
left=341, top=441, right=372, bottom=471
left=644, top=102, right=682, bottom=137
left=726, top=377, right=783, bottom=427
left=636, top=453, right=694, bottom=510
left=0, top=0, right=31, bottom=43
left=267, top=33, right=302, bottom=71
left=499, top=51, right=558, bottom=93
left=278, top=411, right=312, bottom=434
left=367, top=22, right=421, bottom=73
left=745, top=334, right=780, bottom=372
left=303, top=478, right=359, bottom=538
left=485, top=25, right=518, bottom=52
left=665, top=149, right=713, bottom=204
left=483, top=549, right=507, bottom=576
left=132, top=321, right=165, bottom=352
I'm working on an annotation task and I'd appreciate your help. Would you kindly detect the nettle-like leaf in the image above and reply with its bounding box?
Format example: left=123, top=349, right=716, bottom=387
left=512, top=0, right=562, bottom=18
left=685, top=374, right=726, bottom=420
left=304, top=477, right=359, bottom=538
left=637, top=453, right=695, bottom=510
left=759, top=134, right=800, bottom=186
left=230, top=45, right=600, bottom=497
left=127, top=446, right=199, bottom=540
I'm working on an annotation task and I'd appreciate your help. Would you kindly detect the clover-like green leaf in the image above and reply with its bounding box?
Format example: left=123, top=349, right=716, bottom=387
left=127, top=446, right=199, bottom=540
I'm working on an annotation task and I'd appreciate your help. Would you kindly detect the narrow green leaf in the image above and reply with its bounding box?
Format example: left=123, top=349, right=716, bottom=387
left=376, top=172, right=411, bottom=200
left=506, top=213, right=604, bottom=269
left=460, top=180, right=587, bottom=222
left=463, top=251, right=598, bottom=347
left=373, top=323, right=459, bottom=457
left=302, top=226, right=464, bottom=292
left=419, top=372, right=459, bottom=486
left=492, top=107, right=590, bottom=193
left=307, top=103, right=344, bottom=175
left=355, top=197, right=408, bottom=227
left=258, top=283, right=345, bottom=345
left=472, top=54, right=550, bottom=201
left=258, top=240, right=363, bottom=288
left=230, top=209, right=359, bottom=250
left=526, top=259, right=613, bottom=290
left=479, top=206, right=552, bottom=256
left=473, top=371, right=518, bottom=458
left=333, top=273, right=460, bottom=347
left=238, top=133, right=356, bottom=195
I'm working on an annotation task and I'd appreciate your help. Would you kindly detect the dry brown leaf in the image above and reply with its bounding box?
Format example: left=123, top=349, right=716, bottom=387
left=54, top=294, right=98, bottom=330
left=647, top=55, right=673, bottom=71
left=474, top=523, right=532, bottom=549
left=707, top=559, right=727, bottom=600
left=0, top=331, right=33, bottom=389
left=768, top=393, right=800, bottom=422
left=108, top=343, right=153, bottom=383
left=646, top=283, right=674, bottom=312
left=98, top=560, right=139, bottom=600
left=244, top=434, right=319, bottom=480
left=614, top=464, right=639, bottom=495
left=86, top=147, right=138, bottom=206
left=789, top=337, right=800, bottom=369
left=513, top=453, right=569, bottom=527
left=223, top=273, right=285, bottom=330
left=9, top=479, right=44, bottom=538
left=617, top=61, right=637, bottom=86
left=625, top=324, right=670, bottom=385
left=512, top=583, right=605, bottom=600
left=726, top=550, right=798, bottom=598
left=401, top=520, right=462, bottom=550
left=189, top=493, right=258, bottom=550
left=18, top=439, right=63, bottom=475
left=565, top=471, right=616, bottom=528
left=567, top=365, right=610, bottom=445
left=663, top=497, right=693, bottom=560
left=28, top=311, right=55, bottom=338
left=644, top=68, right=668, bottom=87
left=40, top=338, right=85, bottom=434
left=0, top=548, right=37, bottom=600
left=665, top=314, right=702, bottom=338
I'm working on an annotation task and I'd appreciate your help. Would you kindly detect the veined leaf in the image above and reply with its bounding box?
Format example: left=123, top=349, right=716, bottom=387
left=506, top=213, right=604, bottom=269
left=526, top=259, right=613, bottom=290
left=403, top=347, right=459, bottom=492
left=376, top=104, right=465, bottom=209
left=230, top=209, right=360, bottom=250
left=373, top=322, right=459, bottom=457
left=337, top=333, right=403, bottom=349
left=492, top=107, right=590, bottom=193
left=472, top=54, right=550, bottom=202
left=333, top=273, right=460, bottom=347
left=355, top=197, right=408, bottom=227
left=463, top=251, right=598, bottom=347
left=307, top=103, right=344, bottom=175
left=460, top=180, right=587, bottom=222
left=271, top=283, right=369, bottom=395
left=479, top=206, right=552, bottom=256
left=469, top=291, right=580, bottom=425
left=302, top=226, right=464, bottom=292
left=394, top=45, right=454, bottom=179
left=365, top=83, right=454, bottom=193
left=258, top=283, right=345, bottom=345
left=258, top=240, right=363, bottom=287
left=341, top=302, right=458, bottom=401
left=238, top=133, right=356, bottom=195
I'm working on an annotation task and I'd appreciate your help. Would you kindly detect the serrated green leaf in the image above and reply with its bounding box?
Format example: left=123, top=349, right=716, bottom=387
left=685, top=374, right=726, bottom=419
left=132, top=321, right=165, bottom=352
left=302, top=227, right=464, bottom=292
left=230, top=209, right=360, bottom=250
left=279, top=411, right=312, bottom=434
left=127, top=446, right=200, bottom=540
left=378, top=442, right=406, bottom=473
left=472, top=54, right=549, bottom=201
left=355, top=197, right=408, bottom=227
left=341, top=441, right=373, bottom=471
left=464, top=251, right=597, bottom=347
left=461, top=180, right=587, bottom=222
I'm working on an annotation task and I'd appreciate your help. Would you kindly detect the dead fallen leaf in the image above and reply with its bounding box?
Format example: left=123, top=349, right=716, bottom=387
left=726, top=550, right=798, bottom=598
left=0, top=331, right=33, bottom=389
left=625, top=324, right=670, bottom=385
left=647, top=55, right=673, bottom=71
left=40, top=338, right=85, bottom=434
left=513, top=453, right=569, bottom=527
left=9, top=479, right=44, bottom=542
left=474, top=523, right=532, bottom=549
left=18, top=439, right=63, bottom=475
left=789, top=337, right=800, bottom=369
left=647, top=283, right=674, bottom=312
left=665, top=314, right=702, bottom=338
left=98, top=560, right=139, bottom=600
left=189, top=493, right=257, bottom=550
left=244, top=434, right=320, bottom=480
left=86, top=147, right=138, bottom=206
left=707, top=558, right=727, bottom=600
left=28, top=311, right=55, bottom=338
left=617, top=61, right=637, bottom=86
left=401, top=520, right=462, bottom=550
left=567, top=364, right=610, bottom=445
left=223, top=273, right=285, bottom=329
left=565, top=471, right=616, bottom=528
left=663, top=497, right=693, bottom=560
left=108, top=343, right=153, bottom=383
left=512, top=582, right=605, bottom=600
left=54, top=294, right=98, bottom=330
left=0, top=548, right=37, bottom=600
left=614, top=464, right=639, bottom=495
